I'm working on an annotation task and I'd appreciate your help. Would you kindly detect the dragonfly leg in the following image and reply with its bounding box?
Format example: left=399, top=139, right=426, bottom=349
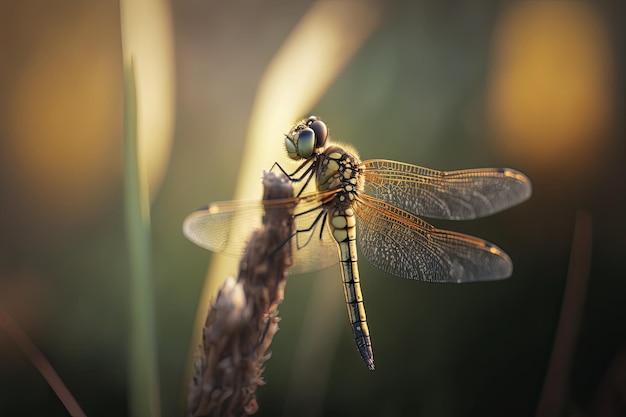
left=268, top=207, right=327, bottom=260
left=270, top=159, right=315, bottom=182
left=271, top=160, right=317, bottom=197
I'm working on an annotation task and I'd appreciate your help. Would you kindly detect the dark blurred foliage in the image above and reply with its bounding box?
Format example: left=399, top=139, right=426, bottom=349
left=0, top=0, right=624, bottom=416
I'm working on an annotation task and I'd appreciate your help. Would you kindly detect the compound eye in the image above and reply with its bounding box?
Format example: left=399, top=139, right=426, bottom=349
left=285, top=135, right=298, bottom=160
left=295, top=127, right=315, bottom=158
left=306, top=115, right=319, bottom=125
left=310, top=120, right=328, bottom=148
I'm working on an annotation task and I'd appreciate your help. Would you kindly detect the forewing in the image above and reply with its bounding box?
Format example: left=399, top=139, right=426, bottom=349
left=183, top=200, right=263, bottom=256
left=183, top=193, right=339, bottom=274
left=354, top=194, right=513, bottom=282
left=362, top=159, right=532, bottom=220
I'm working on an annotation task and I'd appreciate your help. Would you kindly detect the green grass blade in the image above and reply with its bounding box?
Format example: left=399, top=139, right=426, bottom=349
left=123, top=58, right=162, bottom=417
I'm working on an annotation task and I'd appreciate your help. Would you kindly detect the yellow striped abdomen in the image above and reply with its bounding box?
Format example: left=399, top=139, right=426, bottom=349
left=329, top=207, right=374, bottom=370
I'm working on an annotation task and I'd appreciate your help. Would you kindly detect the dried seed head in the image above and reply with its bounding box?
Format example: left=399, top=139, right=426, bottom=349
left=188, top=172, right=294, bottom=417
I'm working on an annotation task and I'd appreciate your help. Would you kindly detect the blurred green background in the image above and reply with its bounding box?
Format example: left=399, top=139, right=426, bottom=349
left=0, top=1, right=624, bottom=416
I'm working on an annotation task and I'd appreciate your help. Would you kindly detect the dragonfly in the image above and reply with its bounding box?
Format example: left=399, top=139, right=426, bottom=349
left=183, top=116, right=532, bottom=370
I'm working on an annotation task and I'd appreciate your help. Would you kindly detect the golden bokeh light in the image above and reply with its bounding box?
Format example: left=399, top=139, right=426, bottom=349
left=487, top=1, right=614, bottom=179
left=2, top=3, right=122, bottom=240
left=1, top=0, right=175, bottom=243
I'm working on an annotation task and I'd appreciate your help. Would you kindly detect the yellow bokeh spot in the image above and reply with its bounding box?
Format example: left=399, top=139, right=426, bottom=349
left=3, top=4, right=121, bottom=237
left=487, top=1, right=613, bottom=178
left=2, top=1, right=174, bottom=241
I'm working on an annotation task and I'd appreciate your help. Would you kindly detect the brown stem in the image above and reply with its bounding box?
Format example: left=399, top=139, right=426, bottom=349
left=188, top=171, right=295, bottom=417
left=0, top=309, right=88, bottom=417
left=536, top=210, right=593, bottom=417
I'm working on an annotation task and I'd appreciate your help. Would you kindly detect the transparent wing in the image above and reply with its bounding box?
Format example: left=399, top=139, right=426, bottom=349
left=354, top=194, right=512, bottom=282
left=183, top=191, right=340, bottom=274
left=362, top=159, right=532, bottom=220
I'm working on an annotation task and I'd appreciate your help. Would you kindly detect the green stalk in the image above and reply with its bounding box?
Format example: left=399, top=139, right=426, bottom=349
left=123, top=58, right=162, bottom=417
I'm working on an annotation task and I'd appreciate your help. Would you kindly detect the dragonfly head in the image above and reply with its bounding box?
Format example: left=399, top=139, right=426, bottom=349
left=285, top=116, right=328, bottom=160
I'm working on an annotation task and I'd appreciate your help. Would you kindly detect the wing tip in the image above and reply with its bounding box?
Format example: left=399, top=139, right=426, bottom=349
left=501, top=167, right=533, bottom=201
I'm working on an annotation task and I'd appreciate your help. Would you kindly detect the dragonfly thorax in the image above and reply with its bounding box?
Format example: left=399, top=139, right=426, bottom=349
left=317, top=145, right=364, bottom=209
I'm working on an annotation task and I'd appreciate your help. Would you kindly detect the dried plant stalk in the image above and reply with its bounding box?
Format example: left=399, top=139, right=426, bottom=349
left=188, top=171, right=295, bottom=417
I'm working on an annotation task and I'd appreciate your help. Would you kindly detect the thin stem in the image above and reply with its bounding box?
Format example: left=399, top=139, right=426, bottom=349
left=536, top=210, right=593, bottom=417
left=0, top=309, right=87, bottom=417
